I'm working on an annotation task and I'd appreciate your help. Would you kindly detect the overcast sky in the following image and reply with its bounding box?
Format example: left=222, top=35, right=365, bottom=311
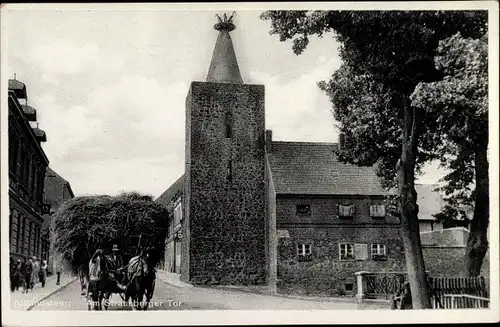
left=5, top=7, right=445, bottom=198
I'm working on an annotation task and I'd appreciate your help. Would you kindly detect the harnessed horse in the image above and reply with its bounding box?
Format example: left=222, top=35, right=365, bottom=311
left=125, top=248, right=156, bottom=310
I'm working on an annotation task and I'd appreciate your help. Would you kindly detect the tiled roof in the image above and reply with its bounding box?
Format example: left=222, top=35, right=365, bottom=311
left=43, top=167, right=75, bottom=229
left=155, top=175, right=185, bottom=206
left=268, top=141, right=390, bottom=196
left=44, top=167, right=74, bottom=205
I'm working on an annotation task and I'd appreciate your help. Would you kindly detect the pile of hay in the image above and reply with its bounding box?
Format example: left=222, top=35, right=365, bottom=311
left=51, top=192, right=170, bottom=274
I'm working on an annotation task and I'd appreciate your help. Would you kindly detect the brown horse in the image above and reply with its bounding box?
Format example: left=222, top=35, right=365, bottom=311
left=125, top=249, right=156, bottom=310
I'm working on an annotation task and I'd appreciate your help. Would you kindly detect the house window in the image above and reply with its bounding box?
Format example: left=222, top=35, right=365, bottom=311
left=296, top=204, right=311, bottom=216
left=370, top=204, right=386, bottom=218
left=339, top=243, right=355, bottom=260
left=371, top=243, right=387, bottom=260
left=297, top=244, right=311, bottom=257
left=338, top=204, right=355, bottom=218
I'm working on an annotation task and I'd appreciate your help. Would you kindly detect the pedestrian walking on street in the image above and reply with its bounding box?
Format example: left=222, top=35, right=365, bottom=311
left=24, top=258, right=34, bottom=293
left=10, top=257, right=16, bottom=292
left=39, top=260, right=48, bottom=287
left=31, top=257, right=39, bottom=289
left=56, top=270, right=61, bottom=285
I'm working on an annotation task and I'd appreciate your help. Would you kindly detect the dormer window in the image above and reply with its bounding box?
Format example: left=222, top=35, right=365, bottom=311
left=370, top=204, right=386, bottom=218
left=338, top=204, right=355, bottom=218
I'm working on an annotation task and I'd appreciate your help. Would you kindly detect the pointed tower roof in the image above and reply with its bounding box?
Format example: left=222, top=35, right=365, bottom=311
left=206, top=13, right=243, bottom=84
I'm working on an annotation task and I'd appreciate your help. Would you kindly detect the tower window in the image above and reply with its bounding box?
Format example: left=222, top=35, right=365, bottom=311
left=225, top=111, right=232, bottom=138
left=227, top=160, right=232, bottom=182
left=225, top=121, right=232, bottom=138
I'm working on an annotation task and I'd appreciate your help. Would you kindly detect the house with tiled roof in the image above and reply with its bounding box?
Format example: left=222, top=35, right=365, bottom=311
left=155, top=17, right=405, bottom=296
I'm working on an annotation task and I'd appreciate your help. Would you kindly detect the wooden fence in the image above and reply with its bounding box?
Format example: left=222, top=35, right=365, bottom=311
left=356, top=271, right=490, bottom=309
left=428, top=276, right=489, bottom=309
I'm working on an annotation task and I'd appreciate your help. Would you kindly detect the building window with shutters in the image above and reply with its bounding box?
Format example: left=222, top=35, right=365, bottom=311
left=371, top=243, right=387, bottom=260
left=339, top=243, right=355, bottom=260
left=296, top=204, right=311, bottom=216
left=297, top=243, right=312, bottom=261
left=20, top=215, right=26, bottom=254
left=340, top=243, right=369, bottom=260
left=30, top=162, right=37, bottom=198
left=338, top=204, right=355, bottom=218
left=9, top=135, right=19, bottom=174
left=173, top=201, right=182, bottom=227
left=370, top=204, right=386, bottom=218
left=354, top=243, right=369, bottom=260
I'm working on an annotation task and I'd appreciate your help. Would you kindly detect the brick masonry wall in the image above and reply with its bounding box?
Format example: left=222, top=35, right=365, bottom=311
left=184, top=82, right=268, bottom=285
left=276, top=196, right=405, bottom=296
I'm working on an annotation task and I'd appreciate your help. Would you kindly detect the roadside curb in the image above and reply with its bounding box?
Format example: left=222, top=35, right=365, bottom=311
left=26, top=278, right=78, bottom=311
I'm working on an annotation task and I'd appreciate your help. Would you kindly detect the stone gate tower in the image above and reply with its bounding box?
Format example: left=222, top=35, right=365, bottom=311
left=181, top=14, right=270, bottom=285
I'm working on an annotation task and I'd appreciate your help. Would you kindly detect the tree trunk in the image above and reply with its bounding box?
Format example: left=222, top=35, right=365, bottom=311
left=398, top=97, right=432, bottom=309
left=464, top=141, right=489, bottom=276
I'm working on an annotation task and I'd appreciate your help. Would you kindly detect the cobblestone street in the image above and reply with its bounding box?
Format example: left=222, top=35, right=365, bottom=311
left=22, top=278, right=389, bottom=311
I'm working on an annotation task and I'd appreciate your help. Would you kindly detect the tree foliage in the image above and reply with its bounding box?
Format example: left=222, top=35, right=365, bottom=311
left=411, top=33, right=489, bottom=276
left=411, top=32, right=488, bottom=198
left=261, top=10, right=487, bottom=186
left=51, top=191, right=170, bottom=274
left=261, top=9, right=488, bottom=306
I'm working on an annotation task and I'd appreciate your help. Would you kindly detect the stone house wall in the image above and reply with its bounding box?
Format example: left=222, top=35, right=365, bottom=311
left=276, top=195, right=405, bottom=296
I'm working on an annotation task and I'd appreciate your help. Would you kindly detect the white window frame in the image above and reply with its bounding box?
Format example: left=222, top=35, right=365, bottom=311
left=297, top=243, right=312, bottom=256
left=371, top=243, right=386, bottom=256
left=338, top=204, right=355, bottom=218
left=339, top=243, right=355, bottom=260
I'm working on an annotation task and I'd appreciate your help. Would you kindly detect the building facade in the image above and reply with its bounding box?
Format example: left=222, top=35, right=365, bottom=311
left=8, top=79, right=50, bottom=262
left=42, top=167, right=75, bottom=273
left=416, top=183, right=472, bottom=233
left=156, top=18, right=405, bottom=295
left=269, top=141, right=405, bottom=296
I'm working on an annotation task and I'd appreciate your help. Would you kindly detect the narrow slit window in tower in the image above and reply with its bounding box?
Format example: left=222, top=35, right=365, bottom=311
left=225, top=111, right=232, bottom=138
left=227, top=160, right=232, bottom=182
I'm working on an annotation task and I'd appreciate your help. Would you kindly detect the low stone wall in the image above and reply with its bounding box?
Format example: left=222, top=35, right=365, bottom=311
left=420, top=228, right=490, bottom=279
left=420, top=227, right=469, bottom=247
